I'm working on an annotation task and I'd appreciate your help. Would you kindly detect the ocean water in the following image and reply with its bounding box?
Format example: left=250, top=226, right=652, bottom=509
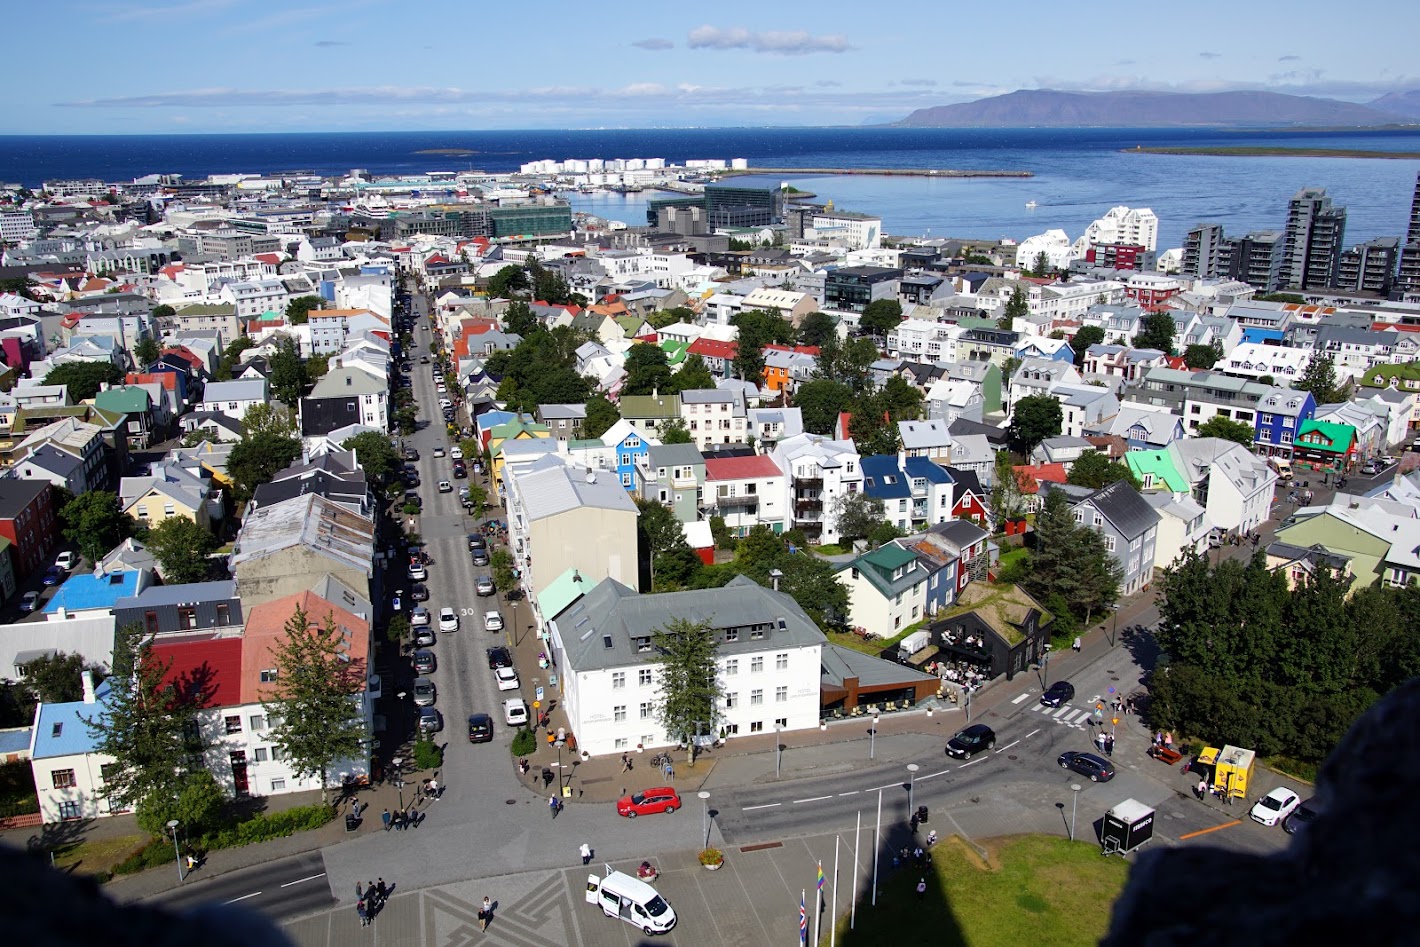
left=2, top=126, right=1418, bottom=249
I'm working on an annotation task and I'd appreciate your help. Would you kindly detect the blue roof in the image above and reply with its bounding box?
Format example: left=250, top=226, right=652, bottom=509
left=43, top=571, right=141, bottom=614
left=860, top=455, right=912, bottom=499
left=31, top=679, right=112, bottom=759
left=903, top=457, right=951, bottom=483
left=1241, top=328, right=1285, bottom=345
left=0, top=728, right=32, bottom=755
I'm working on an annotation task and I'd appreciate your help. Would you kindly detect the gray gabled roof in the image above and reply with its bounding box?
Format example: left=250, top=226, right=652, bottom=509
left=645, top=443, right=705, bottom=468
left=1077, top=480, right=1159, bottom=540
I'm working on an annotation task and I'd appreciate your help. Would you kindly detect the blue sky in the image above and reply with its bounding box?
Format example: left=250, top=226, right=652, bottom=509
left=8, top=0, right=1418, bottom=134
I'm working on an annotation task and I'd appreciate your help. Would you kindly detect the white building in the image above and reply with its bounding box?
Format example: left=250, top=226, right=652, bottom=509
left=771, top=433, right=863, bottom=545
left=704, top=454, right=788, bottom=536
left=1015, top=230, right=1075, bottom=270
left=679, top=388, right=748, bottom=449
left=548, top=576, right=826, bottom=756
left=1075, top=206, right=1159, bottom=253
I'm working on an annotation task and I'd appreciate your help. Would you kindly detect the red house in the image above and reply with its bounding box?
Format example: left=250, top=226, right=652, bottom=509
left=945, top=468, right=990, bottom=530
left=0, top=480, right=59, bottom=578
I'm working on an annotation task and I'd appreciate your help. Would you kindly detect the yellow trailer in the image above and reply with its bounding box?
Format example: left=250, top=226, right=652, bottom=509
left=1196, top=745, right=1256, bottom=802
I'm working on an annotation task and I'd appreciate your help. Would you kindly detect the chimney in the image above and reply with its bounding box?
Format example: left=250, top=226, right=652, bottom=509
left=769, top=568, right=784, bottom=592
left=82, top=670, right=96, bottom=704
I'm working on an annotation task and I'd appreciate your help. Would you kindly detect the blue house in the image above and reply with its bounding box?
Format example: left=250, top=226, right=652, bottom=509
left=31, top=676, right=115, bottom=822
left=1016, top=337, right=1075, bottom=364
left=43, top=570, right=146, bottom=617
left=861, top=454, right=955, bottom=531
left=601, top=418, right=655, bottom=491
left=1254, top=387, right=1316, bottom=458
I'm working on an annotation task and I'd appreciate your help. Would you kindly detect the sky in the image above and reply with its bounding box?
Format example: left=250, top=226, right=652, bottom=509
left=7, top=0, right=1418, bottom=134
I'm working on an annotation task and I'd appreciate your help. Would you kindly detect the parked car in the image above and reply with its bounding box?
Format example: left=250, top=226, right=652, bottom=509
left=484, top=610, right=504, bottom=632
left=410, top=583, right=429, bottom=602
left=495, top=666, right=520, bottom=691
left=503, top=698, right=529, bottom=726
left=1057, top=751, right=1115, bottom=782
left=617, top=787, right=681, bottom=818
left=476, top=576, right=495, bottom=596
left=1362, top=461, right=1380, bottom=475
left=1283, top=797, right=1321, bottom=835
left=450, top=447, right=464, bottom=460
left=418, top=707, right=443, bottom=733
left=413, top=626, right=436, bottom=647
left=467, top=713, right=494, bottom=744
left=468, top=534, right=487, bottom=552
left=453, top=463, right=467, bottom=479
left=403, top=448, right=419, bottom=461
left=54, top=551, right=78, bottom=571
left=945, top=724, right=995, bottom=759
left=419, top=355, right=430, bottom=364
left=412, top=650, right=436, bottom=674
left=472, top=548, right=490, bottom=566
left=408, top=562, right=427, bottom=581
left=41, top=566, right=63, bottom=587
left=1039, top=681, right=1075, bottom=708
left=486, top=646, right=512, bottom=669
left=412, top=676, right=437, bottom=707
left=439, top=607, right=459, bottom=633
left=1250, top=787, right=1301, bottom=827
left=19, top=590, right=41, bottom=613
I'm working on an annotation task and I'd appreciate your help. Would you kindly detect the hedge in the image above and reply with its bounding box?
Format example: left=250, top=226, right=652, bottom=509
left=110, top=803, right=336, bottom=878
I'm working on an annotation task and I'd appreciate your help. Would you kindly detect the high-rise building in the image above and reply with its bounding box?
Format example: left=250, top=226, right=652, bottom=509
left=704, top=184, right=783, bottom=229
left=1400, top=173, right=1420, bottom=297
left=1408, top=172, right=1420, bottom=245
left=1182, top=223, right=1226, bottom=278
left=1280, top=187, right=1346, bottom=290
left=1220, top=231, right=1286, bottom=293
left=1337, top=237, right=1399, bottom=296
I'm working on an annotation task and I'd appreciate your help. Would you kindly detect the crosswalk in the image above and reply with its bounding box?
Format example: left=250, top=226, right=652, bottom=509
left=1027, top=701, right=1097, bottom=729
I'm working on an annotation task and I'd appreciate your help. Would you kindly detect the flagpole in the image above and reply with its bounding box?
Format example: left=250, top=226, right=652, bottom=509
left=814, top=861, right=821, bottom=947
left=851, top=810, right=861, bottom=930
left=830, top=835, right=840, bottom=947
left=800, top=888, right=807, bottom=947
left=872, top=787, right=882, bottom=906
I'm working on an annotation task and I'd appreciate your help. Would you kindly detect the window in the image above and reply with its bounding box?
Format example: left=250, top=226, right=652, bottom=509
left=751, top=689, right=764, bottom=705
left=224, top=715, right=242, bottom=734
left=640, top=702, right=654, bottom=719
left=724, top=723, right=740, bottom=735
left=750, top=629, right=764, bottom=640
left=58, top=801, right=81, bottom=820
left=775, top=717, right=788, bottom=728
left=137, top=505, right=148, bottom=519
left=216, top=604, right=231, bottom=625
left=249, top=714, right=266, bottom=731
left=633, top=636, right=652, bottom=652
left=51, top=769, right=76, bottom=790
left=254, top=747, right=269, bottom=762
left=725, top=691, right=739, bottom=709
left=270, top=778, right=286, bottom=792
left=638, top=669, right=653, bottom=686
left=260, top=669, right=278, bottom=683
left=164, top=504, right=176, bottom=516
left=613, top=705, right=626, bottom=722
left=776, top=686, right=788, bottom=702
left=750, top=721, right=764, bottom=733
left=751, top=656, right=764, bottom=673
left=270, top=746, right=283, bottom=761
left=724, top=659, right=738, bottom=676
left=612, top=671, right=626, bottom=689
left=776, top=653, right=788, bottom=671
left=724, top=629, right=738, bottom=642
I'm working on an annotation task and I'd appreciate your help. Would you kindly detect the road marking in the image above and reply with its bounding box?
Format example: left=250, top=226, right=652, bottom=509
left=838, top=790, right=860, bottom=796
left=867, top=783, right=901, bottom=792
left=225, top=892, right=262, bottom=904
left=1053, top=706, right=1071, bottom=719
left=742, top=803, right=781, bottom=811
left=1024, top=729, right=1041, bottom=739
left=793, top=795, right=833, bottom=804
left=957, top=757, right=984, bottom=767
left=281, top=873, right=326, bottom=888
left=922, top=768, right=951, bottom=779
left=1179, top=820, right=1242, bottom=840
left=993, top=740, right=1019, bottom=754
left=1011, top=693, right=1030, bottom=705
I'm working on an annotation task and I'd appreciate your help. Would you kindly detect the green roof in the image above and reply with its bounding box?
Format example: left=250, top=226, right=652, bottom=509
left=862, top=545, right=917, bottom=571
left=1125, top=449, right=1188, bottom=492
left=537, top=567, right=593, bottom=621
left=659, top=339, right=688, bottom=367
left=94, top=386, right=151, bottom=414
left=619, top=394, right=681, bottom=420
left=1297, top=419, right=1355, bottom=453
left=1362, top=363, right=1420, bottom=387
left=175, top=303, right=237, bottom=316
left=934, top=582, right=1051, bottom=647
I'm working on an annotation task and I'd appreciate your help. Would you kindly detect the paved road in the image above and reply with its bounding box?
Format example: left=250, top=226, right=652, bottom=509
left=160, top=852, right=332, bottom=920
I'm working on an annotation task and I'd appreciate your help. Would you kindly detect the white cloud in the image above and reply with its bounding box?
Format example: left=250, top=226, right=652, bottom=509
left=687, top=25, right=851, bottom=55
left=631, top=38, right=674, bottom=50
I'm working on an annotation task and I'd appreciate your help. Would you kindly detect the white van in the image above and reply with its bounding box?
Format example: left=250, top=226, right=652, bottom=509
left=585, top=869, right=677, bottom=935
left=1268, top=457, right=1293, bottom=481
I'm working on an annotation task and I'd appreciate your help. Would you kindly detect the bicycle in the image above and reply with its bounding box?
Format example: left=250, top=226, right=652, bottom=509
left=649, top=753, right=672, bottom=769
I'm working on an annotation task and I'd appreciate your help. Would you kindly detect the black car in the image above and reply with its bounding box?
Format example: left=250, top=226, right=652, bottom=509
left=945, top=724, right=995, bottom=759
left=410, top=583, right=430, bottom=602
left=412, top=650, right=436, bottom=674
left=453, top=464, right=467, bottom=479
left=467, top=713, right=494, bottom=744
left=1058, top=751, right=1115, bottom=782
left=486, top=646, right=512, bottom=669
left=1040, top=681, right=1076, bottom=708
left=1283, top=797, right=1322, bottom=835
left=468, top=534, right=487, bottom=552
left=403, top=448, right=419, bottom=461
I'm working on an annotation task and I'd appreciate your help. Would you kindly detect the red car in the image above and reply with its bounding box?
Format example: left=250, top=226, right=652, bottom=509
left=616, top=786, right=681, bottom=818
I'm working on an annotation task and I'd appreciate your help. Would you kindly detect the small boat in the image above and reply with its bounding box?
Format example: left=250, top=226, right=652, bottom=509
left=1025, top=200, right=1038, bottom=209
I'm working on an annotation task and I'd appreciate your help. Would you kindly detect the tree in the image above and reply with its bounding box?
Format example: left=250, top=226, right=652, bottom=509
left=1197, top=415, right=1256, bottom=448
left=84, top=637, right=210, bottom=821
left=151, top=304, right=176, bottom=321
left=879, top=375, right=923, bottom=423
left=263, top=606, right=369, bottom=803
left=622, top=343, right=672, bottom=396
left=343, top=431, right=401, bottom=489
left=990, top=451, right=1030, bottom=527
left=1132, top=312, right=1178, bottom=355
left=1000, top=286, right=1029, bottom=329
left=793, top=379, right=854, bottom=435
left=307, top=353, right=330, bottom=379
left=1066, top=450, right=1141, bottom=489
left=386, top=613, right=410, bottom=647
left=486, top=264, right=528, bottom=299
left=1071, top=326, right=1105, bottom=366
left=133, top=336, right=160, bottom=366
left=1032, top=251, right=1050, bottom=278
left=502, top=300, right=539, bottom=337
left=659, top=418, right=693, bottom=444
left=1022, top=489, right=1121, bottom=627
left=286, top=295, right=324, bottom=325
left=43, top=362, right=124, bottom=401
left=269, top=338, right=307, bottom=407
left=490, top=548, right=517, bottom=599
left=651, top=617, right=722, bottom=758
left=61, top=490, right=137, bottom=564
left=228, top=432, right=302, bottom=505
left=20, top=652, right=104, bottom=704
left=1182, top=343, right=1219, bottom=370
left=797, top=311, right=837, bottom=348
left=868, top=519, right=906, bottom=548
left=847, top=393, right=898, bottom=457
left=858, top=299, right=903, bottom=338
left=666, top=353, right=714, bottom=394
left=1008, top=394, right=1063, bottom=454
left=773, top=554, right=850, bottom=630
left=583, top=395, right=620, bottom=439
left=732, top=310, right=793, bottom=381
left=831, top=492, right=888, bottom=545
left=242, top=402, right=297, bottom=440
left=137, top=769, right=227, bottom=839
left=1297, top=351, right=1341, bottom=405
left=146, top=516, right=219, bottom=584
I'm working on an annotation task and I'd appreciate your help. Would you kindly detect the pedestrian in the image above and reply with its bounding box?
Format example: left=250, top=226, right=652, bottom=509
left=356, top=880, right=364, bottom=900
left=580, top=842, right=592, bottom=866
left=480, top=896, right=493, bottom=931
left=429, top=777, right=440, bottom=800
left=910, top=813, right=920, bottom=834
left=664, top=763, right=674, bottom=780
left=1072, top=636, right=1081, bottom=653
left=392, top=810, right=404, bottom=831
left=1163, top=732, right=1174, bottom=750
left=1104, top=734, right=1114, bottom=757
left=550, top=795, right=560, bottom=819
left=1196, top=777, right=1208, bottom=801
left=375, top=878, right=387, bottom=902
left=407, top=804, right=420, bottom=828
left=381, top=808, right=391, bottom=832
left=357, top=899, right=369, bottom=927
left=621, top=753, right=632, bottom=773
left=916, top=878, right=927, bottom=901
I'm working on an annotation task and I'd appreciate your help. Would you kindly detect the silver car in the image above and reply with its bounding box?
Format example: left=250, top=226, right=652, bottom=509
left=413, top=676, right=437, bottom=707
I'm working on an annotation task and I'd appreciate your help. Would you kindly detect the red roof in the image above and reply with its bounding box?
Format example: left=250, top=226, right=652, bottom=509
left=705, top=455, right=783, bottom=480
left=152, top=636, right=245, bottom=710
left=1012, top=463, right=1068, bottom=494
left=1162, top=355, right=1188, bottom=370
left=253, top=252, right=284, bottom=266
left=764, top=343, right=820, bottom=356
left=161, top=346, right=205, bottom=371
left=126, top=371, right=178, bottom=391
left=158, top=263, right=185, bottom=280
left=425, top=253, right=450, bottom=265
left=688, top=338, right=737, bottom=359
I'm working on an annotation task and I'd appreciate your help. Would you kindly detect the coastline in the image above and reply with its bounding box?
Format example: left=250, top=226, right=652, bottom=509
left=1125, top=146, right=1420, bottom=159
left=718, top=166, right=1033, bottom=179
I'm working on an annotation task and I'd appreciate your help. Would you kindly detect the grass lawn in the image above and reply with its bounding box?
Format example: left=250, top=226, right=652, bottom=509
left=812, top=543, right=850, bottom=556
left=830, top=834, right=1130, bottom=947
left=824, top=619, right=929, bottom=657
left=51, top=832, right=150, bottom=878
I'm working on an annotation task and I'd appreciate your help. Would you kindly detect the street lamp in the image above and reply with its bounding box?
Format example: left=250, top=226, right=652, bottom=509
left=774, top=724, right=784, bottom=778
left=1108, top=604, right=1120, bottom=648
left=906, top=763, right=920, bottom=821
left=392, top=755, right=404, bottom=809
left=868, top=714, right=880, bottom=760
left=166, top=819, right=184, bottom=882
left=1041, top=643, right=1053, bottom=689
left=698, top=791, right=711, bottom=850
left=1069, top=784, right=1082, bottom=841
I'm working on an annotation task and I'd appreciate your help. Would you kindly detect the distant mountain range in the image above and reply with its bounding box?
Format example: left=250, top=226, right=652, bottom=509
left=894, top=89, right=1420, bottom=127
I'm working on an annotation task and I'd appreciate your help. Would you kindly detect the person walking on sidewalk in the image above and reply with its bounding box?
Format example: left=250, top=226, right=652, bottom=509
left=1072, top=636, right=1081, bottom=653
left=375, top=878, right=388, bottom=903
left=479, top=896, right=493, bottom=931
left=549, top=795, right=561, bottom=819
left=580, top=842, right=592, bottom=866
left=381, top=808, right=391, bottom=832
left=621, top=753, right=632, bottom=773
left=357, top=900, right=369, bottom=927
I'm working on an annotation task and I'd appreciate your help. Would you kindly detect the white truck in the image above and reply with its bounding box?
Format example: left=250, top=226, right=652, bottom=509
left=586, top=869, right=677, bottom=935
left=897, top=629, right=932, bottom=663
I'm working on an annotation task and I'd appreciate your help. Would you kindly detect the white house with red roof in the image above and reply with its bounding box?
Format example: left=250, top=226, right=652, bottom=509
left=705, top=453, right=788, bottom=536
left=687, top=337, right=738, bottom=378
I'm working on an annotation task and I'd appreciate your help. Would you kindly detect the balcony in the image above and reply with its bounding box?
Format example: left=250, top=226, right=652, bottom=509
left=794, top=497, right=822, bottom=513
left=795, top=476, right=823, bottom=488
left=716, top=493, right=760, bottom=508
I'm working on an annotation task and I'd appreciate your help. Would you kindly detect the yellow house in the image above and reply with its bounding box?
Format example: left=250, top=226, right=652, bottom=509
left=488, top=420, right=552, bottom=492
left=121, top=463, right=219, bottom=532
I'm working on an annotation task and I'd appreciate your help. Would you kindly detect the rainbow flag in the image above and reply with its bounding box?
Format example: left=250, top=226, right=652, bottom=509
left=816, top=860, right=825, bottom=892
